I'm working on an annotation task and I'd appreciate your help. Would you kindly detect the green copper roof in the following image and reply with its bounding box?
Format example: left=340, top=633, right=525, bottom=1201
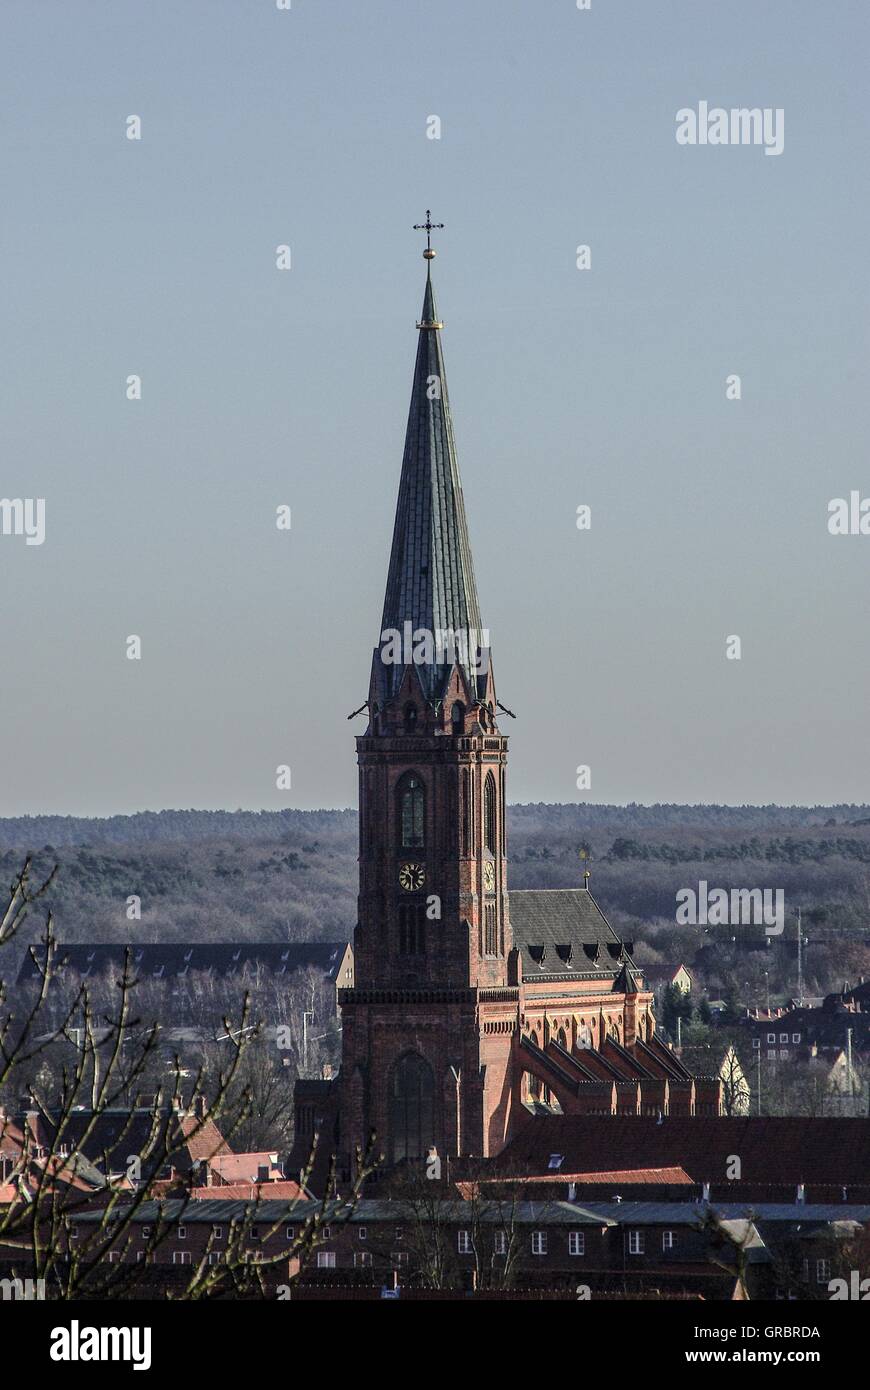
left=378, top=266, right=485, bottom=701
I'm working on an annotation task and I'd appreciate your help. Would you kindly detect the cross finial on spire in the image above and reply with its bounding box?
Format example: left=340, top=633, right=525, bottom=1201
left=413, top=209, right=444, bottom=260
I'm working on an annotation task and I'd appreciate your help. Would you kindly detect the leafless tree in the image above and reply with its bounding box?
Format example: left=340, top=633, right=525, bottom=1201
left=0, top=858, right=372, bottom=1299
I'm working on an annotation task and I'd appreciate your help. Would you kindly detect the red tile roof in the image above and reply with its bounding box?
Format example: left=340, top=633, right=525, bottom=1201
left=188, top=1181, right=305, bottom=1201
left=177, top=1115, right=232, bottom=1164
left=500, top=1167, right=693, bottom=1185
left=493, top=1116, right=870, bottom=1186
left=207, top=1152, right=282, bottom=1184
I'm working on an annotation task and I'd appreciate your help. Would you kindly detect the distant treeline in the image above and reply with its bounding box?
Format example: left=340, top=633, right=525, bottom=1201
left=608, top=836, right=870, bottom=864
left=1, top=802, right=869, bottom=849
left=2, top=806, right=868, bottom=996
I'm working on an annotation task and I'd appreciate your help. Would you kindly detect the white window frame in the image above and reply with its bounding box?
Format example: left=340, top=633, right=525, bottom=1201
left=457, top=1230, right=472, bottom=1254
left=493, top=1230, right=507, bottom=1256
left=662, top=1230, right=675, bottom=1251
left=628, top=1230, right=645, bottom=1255
left=531, top=1231, right=547, bottom=1256
left=568, top=1231, right=585, bottom=1256
left=316, top=1250, right=336, bottom=1269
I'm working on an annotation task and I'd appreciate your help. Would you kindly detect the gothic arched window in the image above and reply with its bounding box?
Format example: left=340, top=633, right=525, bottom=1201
left=484, top=772, right=497, bottom=855
left=389, top=1053, right=435, bottom=1163
left=451, top=701, right=465, bottom=732
left=403, top=703, right=418, bottom=734
left=398, top=773, right=425, bottom=849
left=484, top=902, right=497, bottom=957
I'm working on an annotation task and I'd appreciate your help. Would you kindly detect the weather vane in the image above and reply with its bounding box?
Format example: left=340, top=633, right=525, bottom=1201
left=413, top=210, right=444, bottom=260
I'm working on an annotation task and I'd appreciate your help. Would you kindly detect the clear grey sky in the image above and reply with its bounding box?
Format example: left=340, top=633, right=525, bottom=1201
left=1, top=0, right=867, bottom=816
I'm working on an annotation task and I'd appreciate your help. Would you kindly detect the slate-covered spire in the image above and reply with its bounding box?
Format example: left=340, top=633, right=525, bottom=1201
left=377, top=249, right=487, bottom=703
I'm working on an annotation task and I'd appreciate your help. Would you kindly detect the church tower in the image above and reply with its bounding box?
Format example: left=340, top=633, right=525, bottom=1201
left=296, top=218, right=715, bottom=1191
left=338, top=220, right=519, bottom=1166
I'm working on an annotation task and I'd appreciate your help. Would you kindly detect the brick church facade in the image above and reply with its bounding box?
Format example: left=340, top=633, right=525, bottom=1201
left=293, top=231, right=721, bottom=1181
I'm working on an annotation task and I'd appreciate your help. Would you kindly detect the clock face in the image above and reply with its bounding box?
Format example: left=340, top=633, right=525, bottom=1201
left=482, top=861, right=496, bottom=892
left=398, top=862, right=426, bottom=892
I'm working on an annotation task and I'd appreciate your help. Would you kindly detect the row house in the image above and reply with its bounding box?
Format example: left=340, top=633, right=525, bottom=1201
left=68, top=1195, right=869, bottom=1299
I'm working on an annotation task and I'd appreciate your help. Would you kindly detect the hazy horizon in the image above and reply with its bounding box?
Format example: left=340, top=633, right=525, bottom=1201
left=2, top=799, right=869, bottom=826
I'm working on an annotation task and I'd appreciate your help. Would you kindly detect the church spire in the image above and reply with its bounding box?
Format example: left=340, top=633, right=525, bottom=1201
left=377, top=217, right=486, bottom=704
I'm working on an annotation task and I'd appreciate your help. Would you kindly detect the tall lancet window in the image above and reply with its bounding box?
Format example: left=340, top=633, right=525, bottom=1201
left=398, top=773, right=425, bottom=849
left=484, top=772, right=497, bottom=856
left=390, top=1053, right=435, bottom=1163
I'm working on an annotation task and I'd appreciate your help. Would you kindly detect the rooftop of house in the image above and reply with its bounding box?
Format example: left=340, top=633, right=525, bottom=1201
left=2, top=1106, right=230, bottom=1181
left=74, top=1196, right=870, bottom=1229
left=16, top=941, right=351, bottom=986
left=491, top=1115, right=870, bottom=1187
left=641, top=964, right=691, bottom=984
left=746, top=1003, right=870, bottom=1048
left=456, top=1167, right=694, bottom=1196
left=206, top=1152, right=283, bottom=1184
left=189, top=1181, right=306, bottom=1201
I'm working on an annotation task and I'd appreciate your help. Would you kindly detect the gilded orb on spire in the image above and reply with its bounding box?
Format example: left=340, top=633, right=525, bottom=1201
left=413, top=209, right=444, bottom=259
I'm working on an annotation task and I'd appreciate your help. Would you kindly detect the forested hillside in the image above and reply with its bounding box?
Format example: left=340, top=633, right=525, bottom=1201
left=3, top=803, right=869, bottom=1006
